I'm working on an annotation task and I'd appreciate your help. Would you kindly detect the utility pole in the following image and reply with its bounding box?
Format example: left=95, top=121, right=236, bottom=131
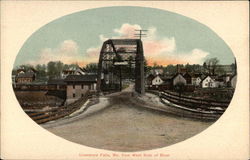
left=134, top=29, right=147, bottom=40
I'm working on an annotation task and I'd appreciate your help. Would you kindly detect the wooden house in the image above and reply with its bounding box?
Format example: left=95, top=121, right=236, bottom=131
left=201, top=75, right=217, bottom=88
left=172, top=73, right=187, bottom=86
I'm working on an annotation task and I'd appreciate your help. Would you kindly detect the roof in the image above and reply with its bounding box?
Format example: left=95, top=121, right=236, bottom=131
left=48, top=79, right=66, bottom=85
left=27, top=68, right=37, bottom=73
left=172, top=73, right=184, bottom=80
left=183, top=72, right=192, bottom=78
left=159, top=75, right=174, bottom=81
left=192, top=73, right=203, bottom=78
left=201, top=75, right=216, bottom=83
left=17, top=68, right=26, bottom=72
left=16, top=72, right=35, bottom=78
left=78, top=67, right=87, bottom=72
left=64, top=75, right=97, bottom=82
left=147, top=74, right=155, bottom=81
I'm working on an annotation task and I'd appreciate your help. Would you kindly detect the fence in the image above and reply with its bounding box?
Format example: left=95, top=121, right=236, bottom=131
left=26, top=91, right=93, bottom=124
left=147, top=90, right=230, bottom=115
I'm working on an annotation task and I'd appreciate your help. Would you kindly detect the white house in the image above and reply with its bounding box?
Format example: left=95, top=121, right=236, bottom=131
left=201, top=76, right=217, bottom=88
left=172, top=73, right=186, bottom=86
left=152, top=75, right=164, bottom=86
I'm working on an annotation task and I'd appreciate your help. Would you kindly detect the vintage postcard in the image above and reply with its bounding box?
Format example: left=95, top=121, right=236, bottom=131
left=1, top=1, right=249, bottom=159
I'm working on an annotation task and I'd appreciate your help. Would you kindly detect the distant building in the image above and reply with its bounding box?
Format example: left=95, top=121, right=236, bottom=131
left=15, top=67, right=37, bottom=84
left=151, top=75, right=164, bottom=86
left=191, top=74, right=202, bottom=86
left=214, top=76, right=226, bottom=87
left=183, top=72, right=192, bottom=84
left=149, top=68, right=164, bottom=75
left=146, top=74, right=155, bottom=86
left=64, top=74, right=97, bottom=104
left=61, top=67, right=86, bottom=79
left=158, top=75, right=173, bottom=90
left=201, top=76, right=217, bottom=88
left=16, top=68, right=26, bottom=75
left=216, top=65, right=234, bottom=74
left=172, top=73, right=187, bottom=86
left=16, top=72, right=36, bottom=83
left=47, top=79, right=66, bottom=91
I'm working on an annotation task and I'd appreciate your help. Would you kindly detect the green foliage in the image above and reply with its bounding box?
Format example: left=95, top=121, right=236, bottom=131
left=35, top=64, right=46, bottom=78
left=84, top=63, right=98, bottom=73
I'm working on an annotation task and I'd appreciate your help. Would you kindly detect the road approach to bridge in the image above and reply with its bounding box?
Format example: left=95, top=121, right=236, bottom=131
left=44, top=84, right=212, bottom=151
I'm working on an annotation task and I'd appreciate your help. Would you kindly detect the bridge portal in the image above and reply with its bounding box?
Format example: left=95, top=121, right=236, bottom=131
left=97, top=39, right=145, bottom=94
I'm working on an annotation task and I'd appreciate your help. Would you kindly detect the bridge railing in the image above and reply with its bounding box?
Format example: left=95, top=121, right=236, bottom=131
left=26, top=91, right=93, bottom=124
left=147, top=90, right=230, bottom=114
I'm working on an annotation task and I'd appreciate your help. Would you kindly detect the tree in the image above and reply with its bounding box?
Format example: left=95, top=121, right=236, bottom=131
left=185, top=63, right=192, bottom=72
left=55, top=61, right=64, bottom=77
left=35, top=64, right=47, bottom=79
left=84, top=63, right=98, bottom=73
left=68, top=63, right=79, bottom=69
left=47, top=61, right=57, bottom=79
left=204, top=57, right=220, bottom=75
left=164, top=64, right=176, bottom=75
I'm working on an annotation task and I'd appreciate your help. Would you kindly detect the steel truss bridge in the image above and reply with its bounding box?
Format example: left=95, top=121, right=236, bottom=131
left=97, top=39, right=145, bottom=94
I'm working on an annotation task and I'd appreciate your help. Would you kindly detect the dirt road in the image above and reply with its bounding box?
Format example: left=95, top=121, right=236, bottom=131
left=45, top=87, right=212, bottom=151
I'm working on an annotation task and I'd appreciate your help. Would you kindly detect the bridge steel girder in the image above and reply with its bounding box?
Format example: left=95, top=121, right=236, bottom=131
left=97, top=39, right=145, bottom=94
left=135, top=40, right=145, bottom=94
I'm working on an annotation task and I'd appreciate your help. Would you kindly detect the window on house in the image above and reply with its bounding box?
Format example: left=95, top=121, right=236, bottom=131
left=81, top=84, right=83, bottom=89
left=73, top=93, right=75, bottom=97
left=73, top=84, right=75, bottom=89
left=81, top=94, right=84, bottom=97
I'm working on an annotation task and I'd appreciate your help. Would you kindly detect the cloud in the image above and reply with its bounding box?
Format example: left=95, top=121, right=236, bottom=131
left=114, top=23, right=141, bottom=38
left=28, top=40, right=83, bottom=66
left=30, top=24, right=209, bottom=67
left=147, top=48, right=209, bottom=66
left=85, top=23, right=209, bottom=66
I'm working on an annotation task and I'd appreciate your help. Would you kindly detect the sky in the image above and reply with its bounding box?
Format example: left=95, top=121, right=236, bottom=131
left=14, top=6, right=235, bottom=67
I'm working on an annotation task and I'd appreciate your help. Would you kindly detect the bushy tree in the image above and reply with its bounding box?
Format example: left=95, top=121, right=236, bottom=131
left=204, top=57, right=219, bottom=75
left=84, top=63, right=98, bottom=73
left=35, top=64, right=46, bottom=79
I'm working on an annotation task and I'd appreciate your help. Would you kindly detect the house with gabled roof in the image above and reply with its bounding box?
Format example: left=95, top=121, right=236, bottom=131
left=16, top=72, right=36, bottom=83
left=201, top=75, right=217, bottom=88
left=172, top=73, right=187, bottom=86
left=61, top=67, right=87, bottom=79
left=152, top=75, right=164, bottom=86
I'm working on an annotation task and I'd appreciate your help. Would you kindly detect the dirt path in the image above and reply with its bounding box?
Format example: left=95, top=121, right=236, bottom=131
left=45, top=89, right=213, bottom=151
